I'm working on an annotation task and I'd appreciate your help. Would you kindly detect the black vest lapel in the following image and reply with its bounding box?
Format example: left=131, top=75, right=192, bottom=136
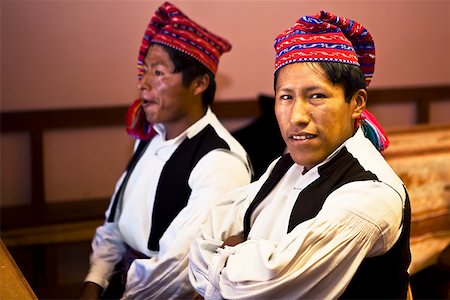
left=108, top=140, right=150, bottom=222
left=147, top=125, right=230, bottom=251
left=287, top=148, right=378, bottom=231
left=243, top=154, right=295, bottom=239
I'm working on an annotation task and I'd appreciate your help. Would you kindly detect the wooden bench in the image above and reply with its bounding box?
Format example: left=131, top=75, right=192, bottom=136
left=383, top=124, right=450, bottom=275
left=0, top=240, right=37, bottom=299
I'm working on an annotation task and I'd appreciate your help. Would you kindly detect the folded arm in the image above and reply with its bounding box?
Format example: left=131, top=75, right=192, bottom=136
left=190, top=181, right=403, bottom=299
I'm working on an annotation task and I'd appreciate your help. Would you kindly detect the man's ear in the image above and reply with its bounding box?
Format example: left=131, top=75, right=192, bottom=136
left=192, top=74, right=210, bottom=96
left=352, top=89, right=367, bottom=119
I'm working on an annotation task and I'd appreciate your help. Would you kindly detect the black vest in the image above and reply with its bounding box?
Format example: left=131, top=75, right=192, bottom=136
left=108, top=125, right=231, bottom=251
left=243, top=150, right=411, bottom=299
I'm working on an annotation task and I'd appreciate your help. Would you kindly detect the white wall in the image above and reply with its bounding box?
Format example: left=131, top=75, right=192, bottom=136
left=2, top=0, right=449, bottom=111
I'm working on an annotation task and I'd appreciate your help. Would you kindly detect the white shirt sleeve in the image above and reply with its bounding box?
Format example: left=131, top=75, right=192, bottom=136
left=122, top=150, right=251, bottom=299
left=190, top=180, right=403, bottom=299
left=188, top=176, right=268, bottom=297
left=84, top=170, right=128, bottom=289
left=84, top=220, right=127, bottom=289
left=83, top=140, right=144, bottom=289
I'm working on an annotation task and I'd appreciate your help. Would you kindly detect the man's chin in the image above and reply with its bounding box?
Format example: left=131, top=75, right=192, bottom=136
left=143, top=111, right=158, bottom=124
left=289, top=152, right=318, bottom=169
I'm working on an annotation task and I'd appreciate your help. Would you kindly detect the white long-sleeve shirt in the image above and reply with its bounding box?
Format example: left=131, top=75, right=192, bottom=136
left=85, top=108, right=252, bottom=299
left=189, top=128, right=407, bottom=299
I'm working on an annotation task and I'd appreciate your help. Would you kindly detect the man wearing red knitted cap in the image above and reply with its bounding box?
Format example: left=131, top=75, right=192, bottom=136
left=81, top=2, right=251, bottom=299
left=189, top=11, right=411, bottom=299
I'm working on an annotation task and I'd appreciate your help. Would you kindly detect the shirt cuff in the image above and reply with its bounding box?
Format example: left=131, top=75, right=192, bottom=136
left=205, top=246, right=235, bottom=299
left=84, top=261, right=115, bottom=290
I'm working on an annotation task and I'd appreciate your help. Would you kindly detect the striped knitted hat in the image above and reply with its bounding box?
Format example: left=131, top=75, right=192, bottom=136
left=274, top=10, right=375, bottom=87
left=275, top=11, right=389, bottom=151
left=137, top=1, right=232, bottom=78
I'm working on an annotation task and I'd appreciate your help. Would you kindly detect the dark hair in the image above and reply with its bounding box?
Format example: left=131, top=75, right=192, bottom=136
left=158, top=43, right=216, bottom=107
left=274, top=62, right=366, bottom=103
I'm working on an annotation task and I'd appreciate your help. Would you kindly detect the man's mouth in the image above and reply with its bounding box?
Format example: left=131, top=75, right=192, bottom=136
left=142, top=98, right=156, bottom=106
left=290, top=134, right=316, bottom=141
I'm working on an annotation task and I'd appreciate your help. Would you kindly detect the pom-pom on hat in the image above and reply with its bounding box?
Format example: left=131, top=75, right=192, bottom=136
left=137, top=1, right=232, bottom=78
left=274, top=10, right=375, bottom=87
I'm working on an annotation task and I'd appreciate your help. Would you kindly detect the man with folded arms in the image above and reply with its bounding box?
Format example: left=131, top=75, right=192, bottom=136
left=189, top=11, right=411, bottom=299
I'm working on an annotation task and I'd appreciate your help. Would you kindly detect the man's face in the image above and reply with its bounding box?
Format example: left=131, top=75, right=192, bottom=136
left=275, top=62, right=364, bottom=170
left=139, top=44, right=197, bottom=133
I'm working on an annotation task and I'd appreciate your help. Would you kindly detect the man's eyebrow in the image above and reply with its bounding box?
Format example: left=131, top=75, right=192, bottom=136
left=304, top=85, right=325, bottom=92
left=150, top=62, right=162, bottom=67
left=142, top=60, right=162, bottom=67
left=278, top=84, right=325, bottom=91
left=276, top=85, right=295, bottom=93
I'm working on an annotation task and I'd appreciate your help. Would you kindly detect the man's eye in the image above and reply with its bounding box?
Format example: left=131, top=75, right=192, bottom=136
left=154, top=70, right=164, bottom=76
left=311, top=93, right=325, bottom=99
left=280, top=95, right=293, bottom=100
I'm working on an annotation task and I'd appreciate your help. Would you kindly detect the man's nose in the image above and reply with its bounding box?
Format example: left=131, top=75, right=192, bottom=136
left=290, top=99, right=310, bottom=125
left=138, top=75, right=151, bottom=92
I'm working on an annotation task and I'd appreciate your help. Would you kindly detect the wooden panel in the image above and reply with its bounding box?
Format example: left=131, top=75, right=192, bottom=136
left=0, top=107, right=127, bottom=131
left=2, top=220, right=103, bottom=247
left=1, top=199, right=109, bottom=230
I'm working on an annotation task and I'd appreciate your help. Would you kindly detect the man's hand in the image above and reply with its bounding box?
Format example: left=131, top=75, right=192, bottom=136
left=221, top=233, right=245, bottom=248
left=80, top=281, right=103, bottom=300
